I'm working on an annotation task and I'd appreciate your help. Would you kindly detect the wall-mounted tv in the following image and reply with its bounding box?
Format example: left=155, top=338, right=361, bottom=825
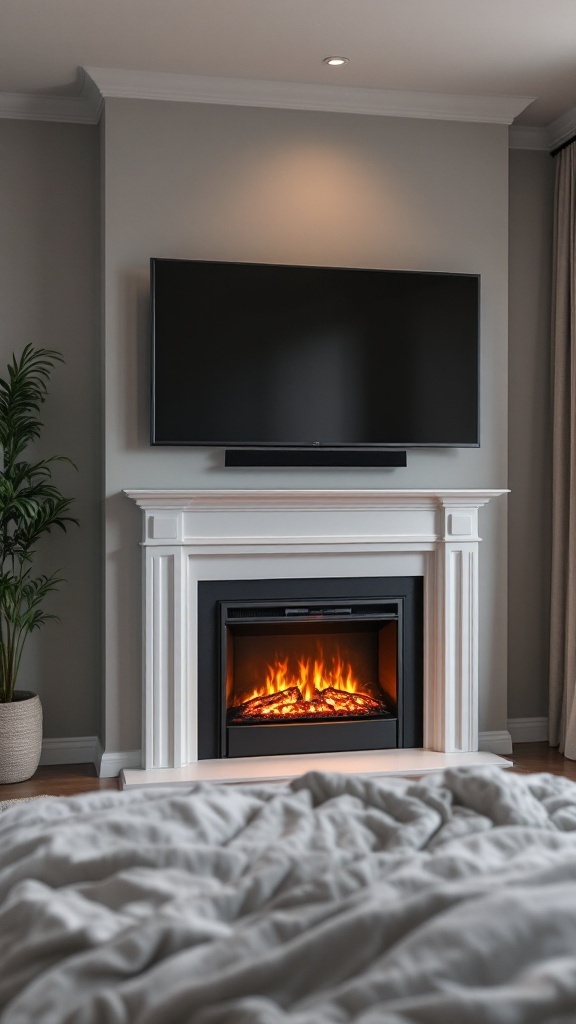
left=151, top=258, right=480, bottom=449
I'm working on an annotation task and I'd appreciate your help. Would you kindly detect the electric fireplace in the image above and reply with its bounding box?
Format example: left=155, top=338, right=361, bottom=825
left=197, top=576, right=423, bottom=759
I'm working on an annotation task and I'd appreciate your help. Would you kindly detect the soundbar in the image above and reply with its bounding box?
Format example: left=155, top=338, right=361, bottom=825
left=225, top=449, right=408, bottom=468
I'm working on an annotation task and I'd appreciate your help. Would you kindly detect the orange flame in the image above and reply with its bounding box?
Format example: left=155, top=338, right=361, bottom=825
left=244, top=651, right=361, bottom=705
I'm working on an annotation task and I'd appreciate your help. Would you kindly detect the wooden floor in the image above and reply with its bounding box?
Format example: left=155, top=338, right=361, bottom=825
left=1, top=744, right=576, bottom=799
left=509, top=742, right=576, bottom=780
left=0, top=763, right=120, bottom=800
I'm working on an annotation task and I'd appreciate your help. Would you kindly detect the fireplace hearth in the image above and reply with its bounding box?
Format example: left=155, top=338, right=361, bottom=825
left=198, top=577, right=423, bottom=759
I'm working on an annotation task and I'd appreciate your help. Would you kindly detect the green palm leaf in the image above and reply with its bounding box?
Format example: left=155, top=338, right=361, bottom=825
left=0, top=346, right=77, bottom=702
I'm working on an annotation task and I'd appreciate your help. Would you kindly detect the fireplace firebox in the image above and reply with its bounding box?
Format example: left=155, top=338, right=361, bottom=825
left=198, top=577, right=423, bottom=759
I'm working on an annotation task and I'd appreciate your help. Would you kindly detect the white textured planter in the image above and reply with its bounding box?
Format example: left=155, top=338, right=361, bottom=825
left=0, top=691, right=43, bottom=784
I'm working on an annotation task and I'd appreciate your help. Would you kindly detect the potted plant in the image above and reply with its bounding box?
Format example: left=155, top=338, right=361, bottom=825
left=0, top=345, right=77, bottom=784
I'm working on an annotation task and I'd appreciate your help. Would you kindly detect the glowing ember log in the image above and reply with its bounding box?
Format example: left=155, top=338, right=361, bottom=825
left=231, top=683, right=387, bottom=723
left=321, top=687, right=385, bottom=715
left=232, top=686, right=302, bottom=721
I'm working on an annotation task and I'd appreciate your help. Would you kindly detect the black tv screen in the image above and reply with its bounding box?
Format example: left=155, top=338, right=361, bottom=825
left=151, top=258, right=479, bottom=448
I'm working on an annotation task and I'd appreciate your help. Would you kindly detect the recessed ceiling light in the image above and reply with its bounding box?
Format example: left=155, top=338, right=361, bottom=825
left=322, top=56, right=349, bottom=66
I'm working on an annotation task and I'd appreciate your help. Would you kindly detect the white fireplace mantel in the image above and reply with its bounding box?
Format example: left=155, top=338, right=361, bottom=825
left=122, top=488, right=508, bottom=787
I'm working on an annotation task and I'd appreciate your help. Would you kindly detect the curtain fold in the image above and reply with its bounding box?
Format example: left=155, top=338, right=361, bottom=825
left=549, top=143, right=576, bottom=757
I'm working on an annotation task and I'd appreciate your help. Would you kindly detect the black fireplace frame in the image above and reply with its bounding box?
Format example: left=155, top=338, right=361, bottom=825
left=197, top=576, right=423, bottom=759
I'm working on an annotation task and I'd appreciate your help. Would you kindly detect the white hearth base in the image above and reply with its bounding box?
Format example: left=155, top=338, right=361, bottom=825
left=120, top=748, right=512, bottom=790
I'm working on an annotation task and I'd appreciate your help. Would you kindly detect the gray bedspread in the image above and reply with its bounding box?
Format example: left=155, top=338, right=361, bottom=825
left=2, top=766, right=576, bottom=1023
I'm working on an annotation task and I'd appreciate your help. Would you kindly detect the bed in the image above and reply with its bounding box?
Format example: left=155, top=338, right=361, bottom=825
left=2, top=765, right=576, bottom=1023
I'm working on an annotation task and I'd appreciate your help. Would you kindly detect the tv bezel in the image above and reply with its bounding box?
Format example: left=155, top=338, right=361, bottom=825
left=150, top=257, right=481, bottom=449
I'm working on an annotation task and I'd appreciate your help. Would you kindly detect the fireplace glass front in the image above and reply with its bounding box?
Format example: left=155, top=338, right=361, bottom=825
left=223, top=600, right=399, bottom=757
left=197, top=577, right=423, bottom=759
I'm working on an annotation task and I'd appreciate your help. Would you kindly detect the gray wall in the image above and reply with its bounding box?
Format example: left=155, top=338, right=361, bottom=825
left=3, top=107, right=546, bottom=755
left=508, top=148, right=554, bottom=719
left=0, top=119, right=100, bottom=737
left=102, top=99, right=510, bottom=755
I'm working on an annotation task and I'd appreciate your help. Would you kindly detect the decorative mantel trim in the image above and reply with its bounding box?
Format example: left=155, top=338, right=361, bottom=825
left=125, top=488, right=507, bottom=773
left=125, top=487, right=504, bottom=511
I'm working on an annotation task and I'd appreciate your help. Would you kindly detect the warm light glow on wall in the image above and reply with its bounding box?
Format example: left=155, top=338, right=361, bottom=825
left=210, top=138, right=417, bottom=265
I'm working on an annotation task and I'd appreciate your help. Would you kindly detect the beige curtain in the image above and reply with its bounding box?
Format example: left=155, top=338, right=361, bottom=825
left=549, top=142, right=576, bottom=757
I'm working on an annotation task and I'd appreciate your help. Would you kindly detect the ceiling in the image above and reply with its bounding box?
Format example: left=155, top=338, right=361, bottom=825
left=2, top=0, right=576, bottom=129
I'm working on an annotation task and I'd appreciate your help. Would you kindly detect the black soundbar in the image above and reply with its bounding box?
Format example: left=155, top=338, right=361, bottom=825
left=225, top=448, right=407, bottom=468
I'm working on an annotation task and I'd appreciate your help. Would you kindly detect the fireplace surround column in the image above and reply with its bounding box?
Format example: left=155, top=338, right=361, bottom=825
left=125, top=488, right=507, bottom=772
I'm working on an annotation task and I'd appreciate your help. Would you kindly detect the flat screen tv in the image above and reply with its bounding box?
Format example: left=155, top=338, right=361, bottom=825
left=151, top=258, right=479, bottom=448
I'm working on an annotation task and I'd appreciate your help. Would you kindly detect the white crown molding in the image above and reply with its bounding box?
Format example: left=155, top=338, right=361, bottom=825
left=547, top=101, right=576, bottom=152
left=79, top=67, right=104, bottom=122
left=0, top=68, right=102, bottom=124
left=0, top=89, right=97, bottom=124
left=0, top=64, right=553, bottom=139
left=509, top=124, right=550, bottom=151
left=83, top=67, right=534, bottom=125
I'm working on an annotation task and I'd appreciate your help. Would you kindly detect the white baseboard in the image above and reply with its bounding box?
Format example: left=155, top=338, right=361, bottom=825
left=478, top=730, right=513, bottom=756
left=97, top=749, right=142, bottom=778
left=41, top=720, right=549, bottom=777
left=40, top=736, right=102, bottom=765
left=479, top=719, right=550, bottom=754
left=507, top=717, right=549, bottom=743
left=39, top=736, right=140, bottom=777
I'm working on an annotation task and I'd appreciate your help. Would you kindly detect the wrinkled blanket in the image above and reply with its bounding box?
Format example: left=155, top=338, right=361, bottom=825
left=2, top=767, right=576, bottom=1023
